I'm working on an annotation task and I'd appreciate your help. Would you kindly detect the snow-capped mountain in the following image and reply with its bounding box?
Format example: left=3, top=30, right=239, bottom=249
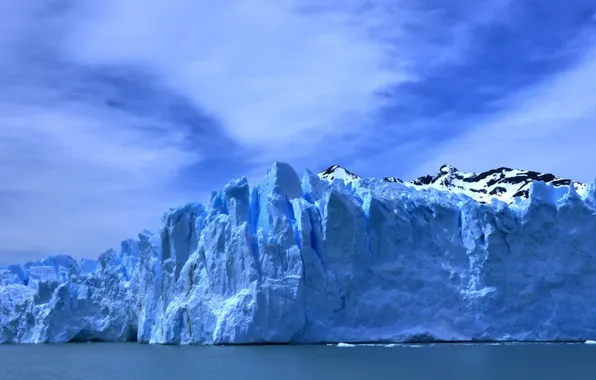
left=319, top=164, right=586, bottom=204
left=319, top=165, right=360, bottom=182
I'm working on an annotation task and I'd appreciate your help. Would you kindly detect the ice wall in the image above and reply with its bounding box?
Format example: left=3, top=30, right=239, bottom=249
left=2, top=163, right=596, bottom=344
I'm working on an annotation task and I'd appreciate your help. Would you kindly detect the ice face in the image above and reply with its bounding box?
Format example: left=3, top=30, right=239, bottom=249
left=2, top=162, right=596, bottom=344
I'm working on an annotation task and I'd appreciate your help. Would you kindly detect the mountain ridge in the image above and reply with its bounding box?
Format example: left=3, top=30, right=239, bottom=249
left=318, top=164, right=587, bottom=204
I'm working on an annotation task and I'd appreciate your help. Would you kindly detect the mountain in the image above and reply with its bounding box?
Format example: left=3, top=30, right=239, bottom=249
left=2, top=162, right=596, bottom=344
left=319, top=164, right=587, bottom=204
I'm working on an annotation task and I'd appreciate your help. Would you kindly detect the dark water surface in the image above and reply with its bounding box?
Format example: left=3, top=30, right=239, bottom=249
left=1, top=343, right=595, bottom=380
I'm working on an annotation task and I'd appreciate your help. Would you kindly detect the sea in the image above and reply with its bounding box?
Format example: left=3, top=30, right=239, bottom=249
left=1, top=342, right=595, bottom=380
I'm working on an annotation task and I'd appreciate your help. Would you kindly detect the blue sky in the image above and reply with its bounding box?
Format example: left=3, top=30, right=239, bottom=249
left=1, top=0, right=596, bottom=263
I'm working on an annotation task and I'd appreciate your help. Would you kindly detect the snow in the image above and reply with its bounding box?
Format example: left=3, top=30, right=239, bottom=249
left=2, top=161, right=596, bottom=344
left=319, top=165, right=360, bottom=183
left=319, top=164, right=588, bottom=204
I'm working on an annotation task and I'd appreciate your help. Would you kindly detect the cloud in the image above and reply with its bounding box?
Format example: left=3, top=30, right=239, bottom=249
left=64, top=0, right=515, bottom=169
left=1, top=0, right=419, bottom=262
left=0, top=1, right=204, bottom=262
left=64, top=0, right=418, bottom=166
left=327, top=1, right=596, bottom=182
left=410, top=38, right=596, bottom=182
left=0, top=96, right=202, bottom=263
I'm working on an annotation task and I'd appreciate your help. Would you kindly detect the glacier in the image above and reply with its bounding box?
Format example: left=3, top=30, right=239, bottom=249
left=2, top=162, right=596, bottom=344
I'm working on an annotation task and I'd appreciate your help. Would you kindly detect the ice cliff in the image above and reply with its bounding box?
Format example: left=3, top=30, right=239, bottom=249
left=2, top=162, right=596, bottom=344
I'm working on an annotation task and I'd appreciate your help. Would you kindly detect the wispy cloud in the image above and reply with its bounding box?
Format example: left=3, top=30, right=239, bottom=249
left=65, top=0, right=420, bottom=166
left=0, top=2, right=203, bottom=262
left=1, top=0, right=418, bottom=261
left=410, top=35, right=596, bottom=182
left=338, top=1, right=596, bottom=181
left=0, top=91, right=201, bottom=262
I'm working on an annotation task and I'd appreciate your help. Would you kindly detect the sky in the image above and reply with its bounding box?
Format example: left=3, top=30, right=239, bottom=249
left=1, top=0, right=596, bottom=263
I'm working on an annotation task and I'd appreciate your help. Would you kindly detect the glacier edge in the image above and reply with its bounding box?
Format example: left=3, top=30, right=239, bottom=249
left=2, top=162, right=596, bottom=344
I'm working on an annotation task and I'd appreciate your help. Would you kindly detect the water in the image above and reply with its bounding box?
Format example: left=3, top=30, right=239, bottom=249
left=1, top=343, right=595, bottom=380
